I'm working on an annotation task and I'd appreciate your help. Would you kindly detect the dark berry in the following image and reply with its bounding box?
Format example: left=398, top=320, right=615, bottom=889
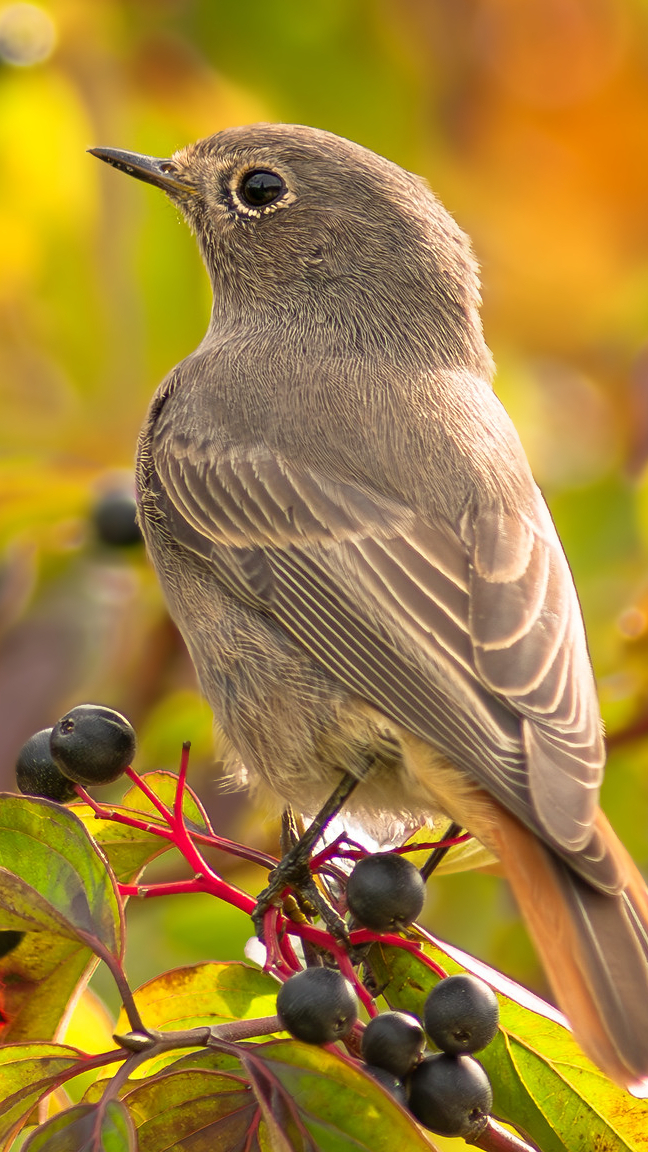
left=346, top=853, right=425, bottom=931
left=364, top=1064, right=408, bottom=1106
left=424, top=975, right=499, bottom=1055
left=16, top=728, right=78, bottom=803
left=92, top=489, right=143, bottom=547
left=276, top=967, right=358, bottom=1044
left=408, top=1053, right=492, bottom=1138
left=361, top=1011, right=426, bottom=1079
left=50, top=704, right=136, bottom=786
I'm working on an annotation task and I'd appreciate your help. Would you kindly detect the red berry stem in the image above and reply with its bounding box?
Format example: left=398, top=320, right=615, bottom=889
left=346, top=928, right=448, bottom=980
left=164, top=817, right=257, bottom=918
left=259, top=908, right=299, bottom=979
left=82, top=757, right=456, bottom=998
left=174, top=740, right=191, bottom=822
left=394, top=832, right=472, bottom=855
left=124, top=764, right=175, bottom=822
left=119, top=877, right=213, bottom=899
left=84, top=759, right=279, bottom=870
left=191, top=831, right=278, bottom=870
left=309, top=832, right=369, bottom=868
left=73, top=786, right=177, bottom=841
left=468, top=1117, right=541, bottom=1152
left=169, top=743, right=279, bottom=867
left=277, top=928, right=304, bottom=975
left=289, top=922, right=375, bottom=1015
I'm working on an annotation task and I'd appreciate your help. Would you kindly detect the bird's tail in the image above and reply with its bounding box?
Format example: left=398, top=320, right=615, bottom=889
left=485, top=803, right=648, bottom=1093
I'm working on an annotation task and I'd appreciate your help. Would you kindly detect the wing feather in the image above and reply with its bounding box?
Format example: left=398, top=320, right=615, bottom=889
left=153, top=439, right=610, bottom=885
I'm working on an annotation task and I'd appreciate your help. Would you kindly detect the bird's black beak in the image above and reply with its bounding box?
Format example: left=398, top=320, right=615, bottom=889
left=88, top=147, right=198, bottom=196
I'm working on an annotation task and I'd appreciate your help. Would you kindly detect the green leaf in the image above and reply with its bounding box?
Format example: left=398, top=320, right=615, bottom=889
left=117, top=960, right=279, bottom=1030
left=0, top=1043, right=84, bottom=1149
left=118, top=1044, right=438, bottom=1152
left=114, top=962, right=281, bottom=1078
left=22, top=1100, right=136, bottom=1152
left=0, top=931, right=96, bottom=1045
left=370, top=940, right=648, bottom=1152
left=0, top=796, right=123, bottom=963
left=80, top=1050, right=244, bottom=1105
left=242, top=1039, right=437, bottom=1152
left=68, top=805, right=169, bottom=886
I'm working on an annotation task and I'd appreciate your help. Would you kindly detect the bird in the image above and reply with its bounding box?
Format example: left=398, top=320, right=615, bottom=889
left=90, top=124, right=648, bottom=1092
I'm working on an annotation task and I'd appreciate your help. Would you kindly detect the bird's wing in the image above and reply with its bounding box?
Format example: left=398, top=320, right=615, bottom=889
left=151, top=439, right=609, bottom=886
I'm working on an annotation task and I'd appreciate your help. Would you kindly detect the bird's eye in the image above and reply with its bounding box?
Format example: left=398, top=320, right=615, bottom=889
left=238, top=169, right=284, bottom=208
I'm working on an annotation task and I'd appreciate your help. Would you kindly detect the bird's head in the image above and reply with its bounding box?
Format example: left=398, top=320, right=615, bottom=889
left=90, top=123, right=490, bottom=373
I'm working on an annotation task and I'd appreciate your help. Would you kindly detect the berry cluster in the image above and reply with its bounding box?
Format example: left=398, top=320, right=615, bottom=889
left=276, top=966, right=498, bottom=1139
left=16, top=704, right=136, bottom=800
left=14, top=707, right=506, bottom=1144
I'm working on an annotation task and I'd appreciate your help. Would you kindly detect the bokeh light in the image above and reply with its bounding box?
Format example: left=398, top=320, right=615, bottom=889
left=0, top=3, right=56, bottom=66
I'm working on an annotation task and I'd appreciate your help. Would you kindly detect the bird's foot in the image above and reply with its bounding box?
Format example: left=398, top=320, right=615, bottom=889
left=253, top=840, right=350, bottom=947
left=253, top=770, right=366, bottom=947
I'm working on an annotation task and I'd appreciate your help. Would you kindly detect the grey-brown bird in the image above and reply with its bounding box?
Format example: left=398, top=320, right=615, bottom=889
left=91, top=124, right=648, bottom=1092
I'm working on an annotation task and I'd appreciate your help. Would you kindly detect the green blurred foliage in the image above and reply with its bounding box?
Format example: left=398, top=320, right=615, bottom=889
left=2, top=0, right=648, bottom=1016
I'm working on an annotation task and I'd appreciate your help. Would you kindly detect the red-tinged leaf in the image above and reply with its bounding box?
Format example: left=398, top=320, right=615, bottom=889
left=84, top=1040, right=437, bottom=1151
left=241, top=1054, right=317, bottom=1152
left=0, top=1043, right=84, bottom=1148
left=240, top=1039, right=438, bottom=1152
left=150, top=1049, right=243, bottom=1076
left=22, top=1100, right=135, bottom=1152
left=80, top=1051, right=245, bottom=1104
left=370, top=940, right=648, bottom=1152
left=0, top=796, right=123, bottom=963
left=121, top=1068, right=258, bottom=1151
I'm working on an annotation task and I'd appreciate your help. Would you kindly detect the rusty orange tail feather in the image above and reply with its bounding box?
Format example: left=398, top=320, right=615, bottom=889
left=483, top=802, right=648, bottom=1092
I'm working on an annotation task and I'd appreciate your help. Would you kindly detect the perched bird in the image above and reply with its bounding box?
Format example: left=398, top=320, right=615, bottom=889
left=91, top=125, right=648, bottom=1091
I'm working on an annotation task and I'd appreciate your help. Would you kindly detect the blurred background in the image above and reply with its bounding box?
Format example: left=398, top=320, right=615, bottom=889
left=2, top=0, right=648, bottom=1026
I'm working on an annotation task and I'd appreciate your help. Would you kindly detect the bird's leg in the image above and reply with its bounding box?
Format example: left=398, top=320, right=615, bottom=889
left=420, top=820, right=464, bottom=880
left=277, top=807, right=325, bottom=968
left=253, top=769, right=364, bottom=943
left=280, top=805, right=300, bottom=856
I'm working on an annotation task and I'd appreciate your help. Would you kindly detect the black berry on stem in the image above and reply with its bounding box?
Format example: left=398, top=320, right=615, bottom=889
left=276, top=967, right=358, bottom=1044
left=408, top=1052, right=493, bottom=1138
left=363, top=1064, right=408, bottom=1106
left=16, top=728, right=78, bottom=803
left=361, top=1011, right=426, bottom=1079
left=50, top=704, right=136, bottom=786
left=424, top=974, right=499, bottom=1055
left=346, top=852, right=426, bottom=931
